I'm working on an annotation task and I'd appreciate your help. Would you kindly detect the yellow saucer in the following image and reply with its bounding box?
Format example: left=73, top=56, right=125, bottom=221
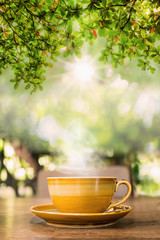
left=30, top=204, right=132, bottom=228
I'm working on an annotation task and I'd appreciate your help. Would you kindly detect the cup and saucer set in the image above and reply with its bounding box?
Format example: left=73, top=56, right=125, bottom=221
left=31, top=177, right=132, bottom=228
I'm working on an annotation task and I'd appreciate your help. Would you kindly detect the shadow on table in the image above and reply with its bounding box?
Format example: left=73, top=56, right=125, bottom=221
left=30, top=215, right=158, bottom=229
left=30, top=216, right=160, bottom=240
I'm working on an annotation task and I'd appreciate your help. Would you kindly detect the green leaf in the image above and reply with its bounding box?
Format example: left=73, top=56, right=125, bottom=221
left=154, top=56, right=160, bottom=62
left=141, top=30, right=146, bottom=39
left=120, top=35, right=128, bottom=45
left=150, top=67, right=156, bottom=74
left=137, top=59, right=144, bottom=67
left=10, top=79, right=16, bottom=82
left=25, top=83, right=31, bottom=90
left=68, top=0, right=75, bottom=6
left=47, top=62, right=53, bottom=67
left=63, top=50, right=70, bottom=57
left=39, top=85, right=43, bottom=91
left=146, top=36, right=156, bottom=43
left=142, top=65, right=146, bottom=70
left=138, top=43, right=146, bottom=50
left=108, top=30, right=119, bottom=36
left=75, top=40, right=84, bottom=48
left=98, top=28, right=107, bottom=37
left=99, top=56, right=104, bottom=62
left=14, top=82, right=19, bottom=89
left=33, top=78, right=40, bottom=83
left=66, top=21, right=72, bottom=34
left=89, top=39, right=94, bottom=45
left=75, top=50, right=82, bottom=58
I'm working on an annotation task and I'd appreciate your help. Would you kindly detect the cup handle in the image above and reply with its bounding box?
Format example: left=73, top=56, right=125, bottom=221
left=107, top=180, right=132, bottom=210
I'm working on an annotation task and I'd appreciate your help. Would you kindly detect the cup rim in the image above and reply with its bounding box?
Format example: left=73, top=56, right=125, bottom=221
left=47, top=177, right=117, bottom=180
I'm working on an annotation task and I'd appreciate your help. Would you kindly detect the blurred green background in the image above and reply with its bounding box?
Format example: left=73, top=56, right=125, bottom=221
left=0, top=39, right=160, bottom=198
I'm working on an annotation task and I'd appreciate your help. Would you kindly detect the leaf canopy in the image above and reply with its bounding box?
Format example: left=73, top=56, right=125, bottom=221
left=0, top=0, right=160, bottom=92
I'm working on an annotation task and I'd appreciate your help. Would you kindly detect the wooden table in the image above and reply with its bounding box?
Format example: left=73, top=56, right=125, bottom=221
left=0, top=197, right=160, bottom=239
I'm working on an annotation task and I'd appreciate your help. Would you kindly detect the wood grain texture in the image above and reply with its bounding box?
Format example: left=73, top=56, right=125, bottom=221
left=0, top=197, right=159, bottom=239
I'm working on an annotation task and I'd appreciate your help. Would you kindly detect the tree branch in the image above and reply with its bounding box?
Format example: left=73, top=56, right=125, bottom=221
left=121, top=0, right=137, bottom=29
left=153, top=14, right=160, bottom=26
left=0, top=12, right=27, bottom=43
left=108, top=0, right=134, bottom=8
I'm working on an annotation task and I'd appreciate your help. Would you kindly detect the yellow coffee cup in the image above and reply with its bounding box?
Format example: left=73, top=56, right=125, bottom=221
left=47, top=177, right=132, bottom=213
